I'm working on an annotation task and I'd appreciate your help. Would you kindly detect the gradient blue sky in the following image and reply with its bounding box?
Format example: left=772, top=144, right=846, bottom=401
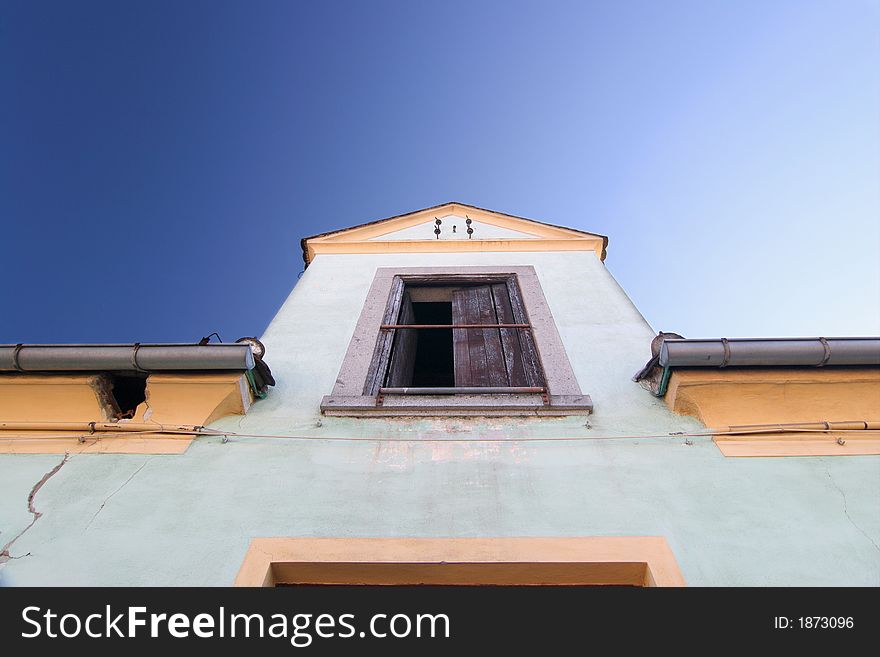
left=2, top=0, right=878, bottom=345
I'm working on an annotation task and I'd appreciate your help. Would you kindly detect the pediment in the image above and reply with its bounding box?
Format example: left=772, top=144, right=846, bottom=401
left=368, top=214, right=539, bottom=241
left=301, top=202, right=607, bottom=265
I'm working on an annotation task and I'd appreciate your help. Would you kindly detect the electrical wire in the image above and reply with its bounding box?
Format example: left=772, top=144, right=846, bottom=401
left=2, top=426, right=878, bottom=443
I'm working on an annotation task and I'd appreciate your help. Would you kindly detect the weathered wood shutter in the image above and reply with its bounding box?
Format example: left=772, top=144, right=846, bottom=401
left=451, top=284, right=538, bottom=387
left=489, top=283, right=529, bottom=387
left=500, top=281, right=545, bottom=388
left=385, top=292, right=418, bottom=387
left=364, top=277, right=405, bottom=394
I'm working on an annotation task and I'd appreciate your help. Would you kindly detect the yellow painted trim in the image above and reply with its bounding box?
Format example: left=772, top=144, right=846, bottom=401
left=307, top=237, right=606, bottom=262
left=665, top=368, right=880, bottom=457
left=0, top=435, right=193, bottom=455
left=0, top=374, right=109, bottom=422
left=714, top=438, right=880, bottom=458
left=0, top=372, right=252, bottom=454
left=311, top=204, right=592, bottom=241
left=304, top=203, right=608, bottom=263
left=235, top=537, right=686, bottom=587
left=134, top=372, right=252, bottom=425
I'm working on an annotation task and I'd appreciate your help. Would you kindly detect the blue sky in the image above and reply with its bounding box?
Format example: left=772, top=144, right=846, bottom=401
left=1, top=0, right=878, bottom=344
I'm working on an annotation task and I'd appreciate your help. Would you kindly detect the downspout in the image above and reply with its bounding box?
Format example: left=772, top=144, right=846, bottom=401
left=246, top=369, right=268, bottom=399
left=657, top=366, right=672, bottom=397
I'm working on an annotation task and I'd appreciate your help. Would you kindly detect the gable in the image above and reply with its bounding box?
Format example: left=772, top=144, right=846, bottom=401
left=368, top=214, right=540, bottom=241
left=301, top=202, right=608, bottom=265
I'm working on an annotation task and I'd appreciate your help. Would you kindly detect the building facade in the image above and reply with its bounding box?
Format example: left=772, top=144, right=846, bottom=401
left=1, top=202, right=878, bottom=586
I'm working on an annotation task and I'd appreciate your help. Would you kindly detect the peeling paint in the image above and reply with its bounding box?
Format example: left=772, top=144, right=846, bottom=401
left=0, top=453, right=69, bottom=564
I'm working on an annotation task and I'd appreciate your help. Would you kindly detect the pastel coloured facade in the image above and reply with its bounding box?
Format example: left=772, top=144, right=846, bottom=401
left=1, top=202, right=878, bottom=586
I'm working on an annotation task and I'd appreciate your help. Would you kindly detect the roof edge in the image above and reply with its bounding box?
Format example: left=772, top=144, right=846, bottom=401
left=659, top=337, right=880, bottom=369
left=299, top=202, right=609, bottom=267
left=0, top=343, right=255, bottom=373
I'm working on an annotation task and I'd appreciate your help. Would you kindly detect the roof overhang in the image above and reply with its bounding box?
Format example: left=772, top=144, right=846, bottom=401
left=300, top=201, right=608, bottom=267
left=0, top=343, right=255, bottom=373
left=659, top=337, right=880, bottom=369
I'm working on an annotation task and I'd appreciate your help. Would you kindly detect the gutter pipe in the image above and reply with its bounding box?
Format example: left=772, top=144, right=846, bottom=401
left=0, top=344, right=255, bottom=373
left=655, top=337, right=880, bottom=397
left=659, top=337, right=880, bottom=369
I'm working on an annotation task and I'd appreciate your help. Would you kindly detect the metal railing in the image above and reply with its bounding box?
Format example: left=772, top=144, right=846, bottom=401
left=380, top=324, right=531, bottom=330
left=378, top=386, right=545, bottom=395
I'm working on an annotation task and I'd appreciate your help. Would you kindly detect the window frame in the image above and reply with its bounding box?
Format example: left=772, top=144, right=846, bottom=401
left=234, top=537, right=686, bottom=587
left=363, top=273, right=544, bottom=395
left=320, top=266, right=592, bottom=417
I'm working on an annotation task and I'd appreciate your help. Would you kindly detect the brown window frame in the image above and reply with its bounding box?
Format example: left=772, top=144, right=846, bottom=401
left=364, top=274, right=545, bottom=395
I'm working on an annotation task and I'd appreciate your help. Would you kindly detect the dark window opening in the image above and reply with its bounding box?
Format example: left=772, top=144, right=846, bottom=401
left=408, top=302, right=454, bottom=387
left=375, top=277, right=546, bottom=393
left=109, top=374, right=147, bottom=419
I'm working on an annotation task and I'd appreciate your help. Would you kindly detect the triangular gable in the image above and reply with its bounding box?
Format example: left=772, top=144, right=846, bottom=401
left=301, top=202, right=608, bottom=265
left=368, top=215, right=540, bottom=241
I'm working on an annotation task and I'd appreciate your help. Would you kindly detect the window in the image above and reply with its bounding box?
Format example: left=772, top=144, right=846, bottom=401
left=365, top=276, right=545, bottom=395
left=235, top=537, right=686, bottom=587
left=321, top=266, right=592, bottom=416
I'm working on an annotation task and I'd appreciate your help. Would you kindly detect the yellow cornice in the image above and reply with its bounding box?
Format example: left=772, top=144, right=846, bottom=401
left=664, top=368, right=880, bottom=457
left=307, top=237, right=606, bottom=262
left=0, top=372, right=252, bottom=454
left=302, top=202, right=608, bottom=265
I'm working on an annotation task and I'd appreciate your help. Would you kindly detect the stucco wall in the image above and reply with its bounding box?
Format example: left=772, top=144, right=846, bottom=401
left=1, top=250, right=878, bottom=586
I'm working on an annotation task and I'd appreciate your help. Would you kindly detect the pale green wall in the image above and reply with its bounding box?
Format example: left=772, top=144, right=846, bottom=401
left=1, top=250, right=878, bottom=586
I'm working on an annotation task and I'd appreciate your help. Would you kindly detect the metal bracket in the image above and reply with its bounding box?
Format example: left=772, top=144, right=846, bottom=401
left=11, top=344, right=24, bottom=371
left=719, top=338, right=730, bottom=367
left=818, top=337, right=832, bottom=366
left=130, top=343, right=147, bottom=372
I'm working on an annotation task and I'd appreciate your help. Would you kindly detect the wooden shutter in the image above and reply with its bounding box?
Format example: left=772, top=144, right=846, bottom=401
left=385, top=292, right=418, bottom=387
left=364, top=277, right=405, bottom=394
left=451, top=285, right=507, bottom=386
left=500, top=280, right=545, bottom=387
left=490, top=283, right=529, bottom=387
left=452, top=283, right=544, bottom=388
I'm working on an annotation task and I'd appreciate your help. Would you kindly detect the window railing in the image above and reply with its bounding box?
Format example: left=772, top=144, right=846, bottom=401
left=379, top=324, right=531, bottom=329
left=378, top=386, right=545, bottom=395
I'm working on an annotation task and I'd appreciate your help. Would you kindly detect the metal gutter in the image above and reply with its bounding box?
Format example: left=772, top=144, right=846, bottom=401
left=0, top=343, right=255, bottom=373
left=659, top=337, right=880, bottom=369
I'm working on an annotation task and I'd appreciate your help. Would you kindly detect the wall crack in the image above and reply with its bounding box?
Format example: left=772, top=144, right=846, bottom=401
left=84, top=459, right=152, bottom=531
left=824, top=464, right=880, bottom=554
left=0, top=453, right=70, bottom=565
